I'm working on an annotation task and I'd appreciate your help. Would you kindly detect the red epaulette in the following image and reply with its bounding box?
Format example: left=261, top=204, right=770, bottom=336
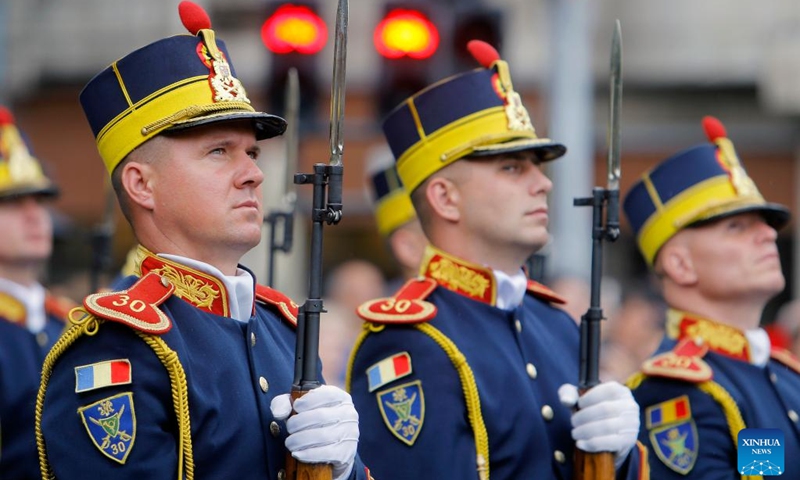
left=83, top=272, right=174, bottom=334
left=255, top=284, right=298, bottom=327
left=771, top=348, right=800, bottom=375
left=357, top=277, right=438, bottom=324
left=640, top=338, right=713, bottom=383
left=45, top=293, right=77, bottom=323
left=526, top=280, right=567, bottom=305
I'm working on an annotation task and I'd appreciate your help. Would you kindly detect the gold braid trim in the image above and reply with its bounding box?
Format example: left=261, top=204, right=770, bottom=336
left=415, top=323, right=490, bottom=480
left=346, top=321, right=490, bottom=479
left=627, top=372, right=759, bottom=480
left=35, top=307, right=194, bottom=480
left=134, top=331, right=195, bottom=480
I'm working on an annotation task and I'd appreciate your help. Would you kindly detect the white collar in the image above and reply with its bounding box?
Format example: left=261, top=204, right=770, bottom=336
left=745, top=328, right=771, bottom=367
left=492, top=269, right=528, bottom=311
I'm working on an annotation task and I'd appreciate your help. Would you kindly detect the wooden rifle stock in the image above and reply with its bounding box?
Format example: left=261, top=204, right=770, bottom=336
left=574, top=450, right=615, bottom=480
left=285, top=392, right=333, bottom=480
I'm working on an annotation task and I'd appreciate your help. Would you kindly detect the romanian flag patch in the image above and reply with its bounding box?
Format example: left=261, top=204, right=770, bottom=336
left=367, top=352, right=412, bottom=392
left=646, top=395, right=691, bottom=429
left=75, top=359, right=132, bottom=393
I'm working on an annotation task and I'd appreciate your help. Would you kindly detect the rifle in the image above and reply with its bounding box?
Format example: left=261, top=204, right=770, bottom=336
left=285, top=0, right=348, bottom=478
left=572, top=20, right=622, bottom=480
left=265, top=68, right=300, bottom=287
left=89, top=175, right=117, bottom=293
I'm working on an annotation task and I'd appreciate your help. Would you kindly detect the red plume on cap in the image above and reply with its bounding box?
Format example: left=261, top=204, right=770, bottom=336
left=179, top=1, right=212, bottom=35
left=467, top=40, right=500, bottom=68
left=0, top=107, right=14, bottom=126
left=702, top=115, right=727, bottom=142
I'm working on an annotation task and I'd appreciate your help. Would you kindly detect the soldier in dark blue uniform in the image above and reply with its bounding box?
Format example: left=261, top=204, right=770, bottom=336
left=0, top=106, right=70, bottom=480
left=36, top=3, right=370, bottom=479
left=623, top=116, right=799, bottom=478
left=347, top=40, right=648, bottom=480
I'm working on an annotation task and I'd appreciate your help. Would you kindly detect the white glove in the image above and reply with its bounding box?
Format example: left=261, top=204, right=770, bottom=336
left=270, top=385, right=359, bottom=480
left=558, top=382, right=640, bottom=469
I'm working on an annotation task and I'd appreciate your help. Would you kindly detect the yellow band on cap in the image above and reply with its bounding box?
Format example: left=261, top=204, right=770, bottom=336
left=375, top=189, right=416, bottom=237
left=96, top=74, right=255, bottom=174
left=396, top=105, right=537, bottom=193
left=638, top=175, right=744, bottom=265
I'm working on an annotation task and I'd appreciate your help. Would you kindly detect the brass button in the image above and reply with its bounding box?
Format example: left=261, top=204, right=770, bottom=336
left=770, top=372, right=778, bottom=384
left=277, top=469, right=286, bottom=480
left=554, top=450, right=566, bottom=463
left=259, top=376, right=269, bottom=393
left=251, top=332, right=257, bottom=347
left=789, top=410, right=799, bottom=423
left=160, top=276, right=170, bottom=287
left=515, top=319, right=522, bottom=332
left=526, top=363, right=537, bottom=379
left=270, top=421, right=281, bottom=437
left=36, top=332, right=49, bottom=347
left=541, top=405, right=554, bottom=421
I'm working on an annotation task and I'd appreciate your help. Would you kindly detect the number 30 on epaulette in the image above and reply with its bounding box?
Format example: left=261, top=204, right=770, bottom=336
left=112, top=295, right=148, bottom=313
left=357, top=296, right=436, bottom=324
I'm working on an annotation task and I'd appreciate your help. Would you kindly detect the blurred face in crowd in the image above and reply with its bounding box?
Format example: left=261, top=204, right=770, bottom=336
left=452, top=151, right=553, bottom=265
left=0, top=194, right=53, bottom=266
left=666, top=212, right=785, bottom=301
left=127, top=121, right=265, bottom=266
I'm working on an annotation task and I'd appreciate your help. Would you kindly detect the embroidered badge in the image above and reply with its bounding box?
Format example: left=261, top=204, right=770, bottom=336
left=75, top=359, right=132, bottom=393
left=377, top=380, right=424, bottom=446
left=646, top=395, right=698, bottom=474
left=367, top=352, right=412, bottom=392
left=78, top=392, right=136, bottom=464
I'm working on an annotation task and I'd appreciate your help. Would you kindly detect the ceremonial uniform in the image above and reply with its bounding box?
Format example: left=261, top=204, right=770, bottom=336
left=0, top=290, right=69, bottom=479
left=0, top=106, right=64, bottom=479
left=347, top=246, right=647, bottom=480
left=629, top=311, right=800, bottom=478
left=38, top=248, right=369, bottom=479
left=37, top=3, right=369, bottom=478
left=622, top=116, right=793, bottom=478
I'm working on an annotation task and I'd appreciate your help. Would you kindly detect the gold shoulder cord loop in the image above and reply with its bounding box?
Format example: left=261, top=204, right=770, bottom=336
left=36, top=307, right=194, bottom=480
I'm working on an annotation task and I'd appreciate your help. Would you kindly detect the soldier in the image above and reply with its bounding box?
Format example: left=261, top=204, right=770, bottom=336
left=0, top=106, right=70, bottom=479
left=346, top=40, right=647, bottom=479
left=365, top=147, right=426, bottom=286
left=624, top=116, right=799, bottom=477
left=36, top=3, right=369, bottom=479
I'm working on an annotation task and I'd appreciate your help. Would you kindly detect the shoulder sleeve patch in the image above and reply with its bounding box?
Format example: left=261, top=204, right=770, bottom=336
left=526, top=280, right=567, bottom=305
left=84, top=272, right=173, bottom=334
left=771, top=348, right=800, bottom=375
left=255, top=284, right=298, bottom=327
left=357, top=278, right=437, bottom=324
left=640, top=339, right=712, bottom=383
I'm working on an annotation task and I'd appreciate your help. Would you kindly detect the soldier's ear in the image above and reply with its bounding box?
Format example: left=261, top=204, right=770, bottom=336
left=121, top=161, right=156, bottom=212
left=658, top=240, right=698, bottom=287
left=425, top=176, right=461, bottom=223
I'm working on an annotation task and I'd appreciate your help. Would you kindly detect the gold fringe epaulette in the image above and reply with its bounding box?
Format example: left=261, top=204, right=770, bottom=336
left=640, top=338, right=713, bottom=383
left=771, top=348, right=800, bottom=375
left=357, top=278, right=438, bottom=324
left=526, top=280, right=567, bottom=305
left=254, top=284, right=298, bottom=327
left=83, top=272, right=174, bottom=334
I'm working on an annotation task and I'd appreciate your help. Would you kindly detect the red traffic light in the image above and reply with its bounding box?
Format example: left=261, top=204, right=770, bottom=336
left=262, top=4, right=328, bottom=55
left=374, top=9, right=439, bottom=60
